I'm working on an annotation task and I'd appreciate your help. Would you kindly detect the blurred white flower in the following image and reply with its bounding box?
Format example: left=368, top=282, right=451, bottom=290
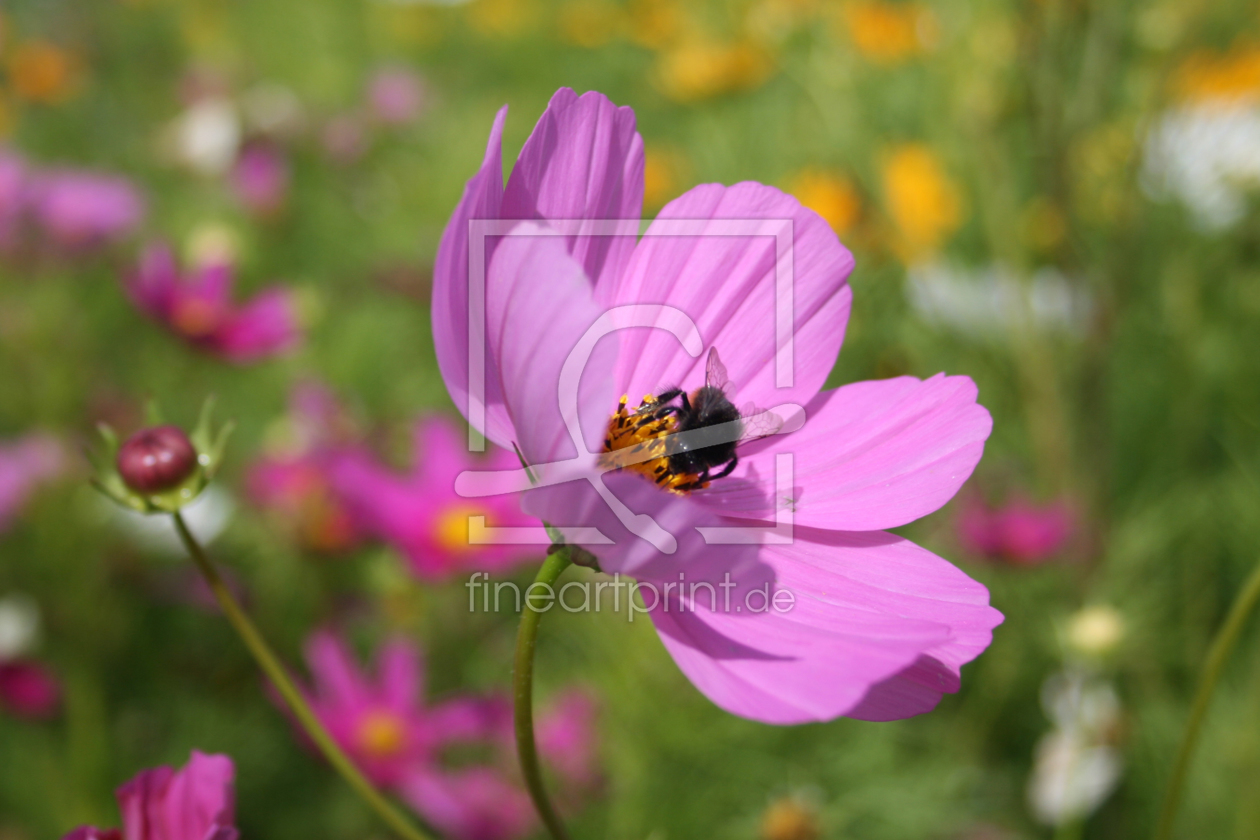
left=164, top=98, right=242, bottom=176
left=0, top=594, right=40, bottom=661
left=113, top=485, right=235, bottom=556
left=1142, top=103, right=1260, bottom=230
left=1028, top=670, right=1123, bottom=826
left=906, top=261, right=1092, bottom=337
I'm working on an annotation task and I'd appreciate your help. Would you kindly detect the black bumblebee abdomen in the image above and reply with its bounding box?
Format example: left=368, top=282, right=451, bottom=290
left=668, top=386, right=742, bottom=475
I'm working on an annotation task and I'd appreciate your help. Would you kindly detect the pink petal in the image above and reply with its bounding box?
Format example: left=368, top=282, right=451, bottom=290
left=155, top=751, right=236, bottom=839
left=60, top=828, right=121, bottom=840
left=523, top=471, right=770, bottom=589
left=427, top=696, right=511, bottom=744
left=608, top=182, right=853, bottom=413
left=127, top=244, right=179, bottom=317
left=501, top=87, right=644, bottom=292
left=399, top=766, right=536, bottom=840
left=483, top=223, right=617, bottom=462
left=433, top=106, right=510, bottom=443
left=652, top=529, right=1000, bottom=724
left=210, top=288, right=300, bottom=363
left=117, top=765, right=174, bottom=840
left=303, top=631, right=370, bottom=709
left=377, top=637, right=423, bottom=711
left=695, top=374, right=992, bottom=530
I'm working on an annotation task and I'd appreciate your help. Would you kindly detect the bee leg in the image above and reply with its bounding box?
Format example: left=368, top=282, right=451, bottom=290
left=709, top=455, right=739, bottom=481
left=655, top=388, right=684, bottom=405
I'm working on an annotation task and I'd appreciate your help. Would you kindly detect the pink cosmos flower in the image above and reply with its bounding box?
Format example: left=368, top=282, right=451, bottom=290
left=0, top=433, right=64, bottom=535
left=230, top=143, right=289, bottom=216
left=30, top=169, right=145, bottom=249
left=957, top=494, right=1075, bottom=565
left=127, top=242, right=301, bottom=364
left=247, top=384, right=363, bottom=553
left=367, top=67, right=427, bottom=126
left=61, top=751, right=238, bottom=840
left=433, top=87, right=1003, bottom=725
left=295, top=631, right=593, bottom=840
left=0, top=660, right=60, bottom=719
left=328, top=415, right=541, bottom=581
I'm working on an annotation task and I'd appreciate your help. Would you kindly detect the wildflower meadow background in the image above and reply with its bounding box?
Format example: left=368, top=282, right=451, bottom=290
left=2, top=0, right=1260, bottom=838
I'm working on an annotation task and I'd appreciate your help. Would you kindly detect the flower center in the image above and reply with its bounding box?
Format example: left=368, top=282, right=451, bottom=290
left=355, top=709, right=407, bottom=759
left=600, top=394, right=708, bottom=494
left=171, top=297, right=225, bottom=338
left=433, top=505, right=485, bottom=553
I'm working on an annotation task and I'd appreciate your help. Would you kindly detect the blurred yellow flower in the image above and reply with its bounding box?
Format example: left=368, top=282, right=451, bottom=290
left=760, top=795, right=820, bottom=840
left=655, top=39, right=772, bottom=102
left=1063, top=604, right=1125, bottom=659
left=467, top=0, right=539, bottom=39
left=787, top=168, right=861, bottom=234
left=559, top=1, right=622, bottom=49
left=1173, top=41, right=1260, bottom=104
left=8, top=40, right=78, bottom=104
left=643, top=146, right=688, bottom=210
left=625, top=0, right=685, bottom=50
left=840, top=1, right=937, bottom=64
left=880, top=144, right=963, bottom=260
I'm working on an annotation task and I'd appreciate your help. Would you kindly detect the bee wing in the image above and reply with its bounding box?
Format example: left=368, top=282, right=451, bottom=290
left=705, top=347, right=732, bottom=393
left=738, top=402, right=785, bottom=442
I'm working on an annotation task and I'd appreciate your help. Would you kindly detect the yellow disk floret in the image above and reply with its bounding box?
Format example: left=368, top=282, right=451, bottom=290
left=599, top=394, right=708, bottom=494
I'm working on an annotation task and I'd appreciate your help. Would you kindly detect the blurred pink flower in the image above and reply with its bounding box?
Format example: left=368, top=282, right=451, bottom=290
left=230, top=143, right=289, bottom=216
left=0, top=660, right=60, bottom=719
left=61, top=751, right=238, bottom=840
left=0, top=149, right=27, bottom=249
left=30, top=169, right=144, bottom=249
left=434, top=87, right=1001, bottom=724
left=329, top=415, right=541, bottom=581
left=295, top=630, right=593, bottom=839
left=957, top=495, right=1075, bottom=565
left=534, top=689, right=601, bottom=794
left=322, top=115, right=368, bottom=164
left=126, top=243, right=301, bottom=364
left=0, top=433, right=64, bottom=534
left=247, top=384, right=364, bottom=553
left=368, top=68, right=427, bottom=126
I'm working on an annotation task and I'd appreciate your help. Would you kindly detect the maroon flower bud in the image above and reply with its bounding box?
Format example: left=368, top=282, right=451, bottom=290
left=116, top=425, right=198, bottom=493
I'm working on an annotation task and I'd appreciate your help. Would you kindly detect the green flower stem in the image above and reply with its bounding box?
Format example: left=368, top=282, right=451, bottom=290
left=172, top=513, right=433, bottom=840
left=513, top=546, right=575, bottom=840
left=1153, top=555, right=1260, bottom=840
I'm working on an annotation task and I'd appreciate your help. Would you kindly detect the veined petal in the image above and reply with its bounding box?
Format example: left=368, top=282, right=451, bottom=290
left=502, top=88, right=645, bottom=292
left=433, top=106, right=510, bottom=443
left=483, top=223, right=617, bottom=463
left=694, top=374, right=992, bottom=530
left=523, top=471, right=769, bottom=589
left=652, top=528, right=1000, bottom=724
left=608, top=182, right=853, bottom=412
